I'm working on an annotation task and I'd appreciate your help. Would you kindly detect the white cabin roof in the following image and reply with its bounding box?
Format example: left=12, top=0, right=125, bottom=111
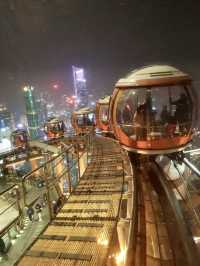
left=116, top=65, right=190, bottom=87
left=47, top=118, right=62, bottom=124
left=74, top=107, right=94, bottom=115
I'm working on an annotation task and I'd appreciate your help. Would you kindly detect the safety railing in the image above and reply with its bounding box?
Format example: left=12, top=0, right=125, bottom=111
left=119, top=121, right=192, bottom=140
left=154, top=155, right=200, bottom=265
left=123, top=151, right=200, bottom=266
left=169, top=155, right=200, bottom=234
left=104, top=158, right=125, bottom=264
left=20, top=133, right=93, bottom=219
left=0, top=133, right=93, bottom=239
left=0, top=147, right=20, bottom=159
left=124, top=155, right=137, bottom=266
left=0, top=186, right=21, bottom=237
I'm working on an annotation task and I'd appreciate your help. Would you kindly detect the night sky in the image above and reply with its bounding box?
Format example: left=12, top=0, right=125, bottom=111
left=0, top=0, right=200, bottom=115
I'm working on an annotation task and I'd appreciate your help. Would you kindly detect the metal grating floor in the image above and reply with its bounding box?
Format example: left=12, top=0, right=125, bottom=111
left=17, top=137, right=124, bottom=266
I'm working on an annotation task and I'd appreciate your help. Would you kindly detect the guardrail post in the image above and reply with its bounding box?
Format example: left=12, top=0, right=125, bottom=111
left=44, top=163, right=53, bottom=220
left=21, top=179, right=26, bottom=207
left=87, top=132, right=93, bottom=163
left=66, top=151, right=72, bottom=194
left=86, top=143, right=88, bottom=166
left=76, top=144, right=81, bottom=182
left=15, top=185, right=22, bottom=215
left=86, top=134, right=89, bottom=166
left=15, top=185, right=24, bottom=228
left=124, top=154, right=138, bottom=266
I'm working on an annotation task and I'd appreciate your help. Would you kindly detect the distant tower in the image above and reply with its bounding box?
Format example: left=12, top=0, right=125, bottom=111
left=23, top=86, right=39, bottom=139
left=72, top=66, right=88, bottom=108
left=35, top=92, right=48, bottom=126
left=0, top=104, right=14, bottom=141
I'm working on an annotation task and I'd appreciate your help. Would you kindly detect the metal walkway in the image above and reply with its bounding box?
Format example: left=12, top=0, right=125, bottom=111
left=16, top=137, right=125, bottom=266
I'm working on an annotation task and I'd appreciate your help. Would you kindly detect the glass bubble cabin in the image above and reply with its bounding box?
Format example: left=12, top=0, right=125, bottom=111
left=110, top=65, right=198, bottom=154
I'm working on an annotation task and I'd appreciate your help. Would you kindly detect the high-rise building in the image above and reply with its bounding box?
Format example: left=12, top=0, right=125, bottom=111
left=35, top=93, right=48, bottom=126
left=72, top=66, right=88, bottom=108
left=23, top=86, right=39, bottom=139
left=46, top=102, right=56, bottom=118
left=88, top=94, right=96, bottom=107
left=0, top=104, right=14, bottom=142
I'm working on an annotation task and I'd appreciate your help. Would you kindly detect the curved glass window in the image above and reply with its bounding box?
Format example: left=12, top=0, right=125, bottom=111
left=11, top=131, right=28, bottom=147
left=116, top=85, right=193, bottom=141
left=99, top=105, right=109, bottom=125
left=46, top=121, right=64, bottom=132
left=77, top=113, right=95, bottom=127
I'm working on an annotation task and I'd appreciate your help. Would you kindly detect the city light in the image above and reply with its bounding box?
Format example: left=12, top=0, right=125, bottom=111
left=53, top=84, right=59, bottom=89
left=1, top=127, right=6, bottom=132
left=74, top=69, right=86, bottom=82
left=17, top=123, right=24, bottom=129
left=0, top=138, right=11, bottom=153
left=65, top=96, right=76, bottom=105
left=23, top=86, right=34, bottom=91
left=0, top=106, right=6, bottom=111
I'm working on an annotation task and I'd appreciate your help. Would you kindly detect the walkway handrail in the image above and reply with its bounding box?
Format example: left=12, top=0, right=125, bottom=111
left=125, top=155, right=138, bottom=266
left=0, top=201, right=18, bottom=216
left=0, top=216, right=19, bottom=237
left=0, top=147, right=20, bottom=159
left=104, top=158, right=126, bottom=264
left=0, top=184, right=15, bottom=197
left=20, top=133, right=93, bottom=212
left=21, top=145, right=72, bottom=182
left=0, top=133, right=93, bottom=241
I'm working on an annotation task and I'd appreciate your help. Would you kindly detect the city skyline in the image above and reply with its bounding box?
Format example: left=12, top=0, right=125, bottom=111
left=0, top=1, right=200, bottom=114
left=0, top=2, right=200, bottom=264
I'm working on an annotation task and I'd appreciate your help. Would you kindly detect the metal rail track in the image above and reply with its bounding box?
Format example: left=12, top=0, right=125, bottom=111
left=126, top=155, right=199, bottom=266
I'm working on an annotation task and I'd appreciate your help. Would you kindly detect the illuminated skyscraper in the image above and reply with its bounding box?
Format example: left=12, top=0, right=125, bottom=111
left=0, top=104, right=14, bottom=142
left=23, top=86, right=39, bottom=139
left=72, top=66, right=88, bottom=108
left=36, top=92, right=48, bottom=125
